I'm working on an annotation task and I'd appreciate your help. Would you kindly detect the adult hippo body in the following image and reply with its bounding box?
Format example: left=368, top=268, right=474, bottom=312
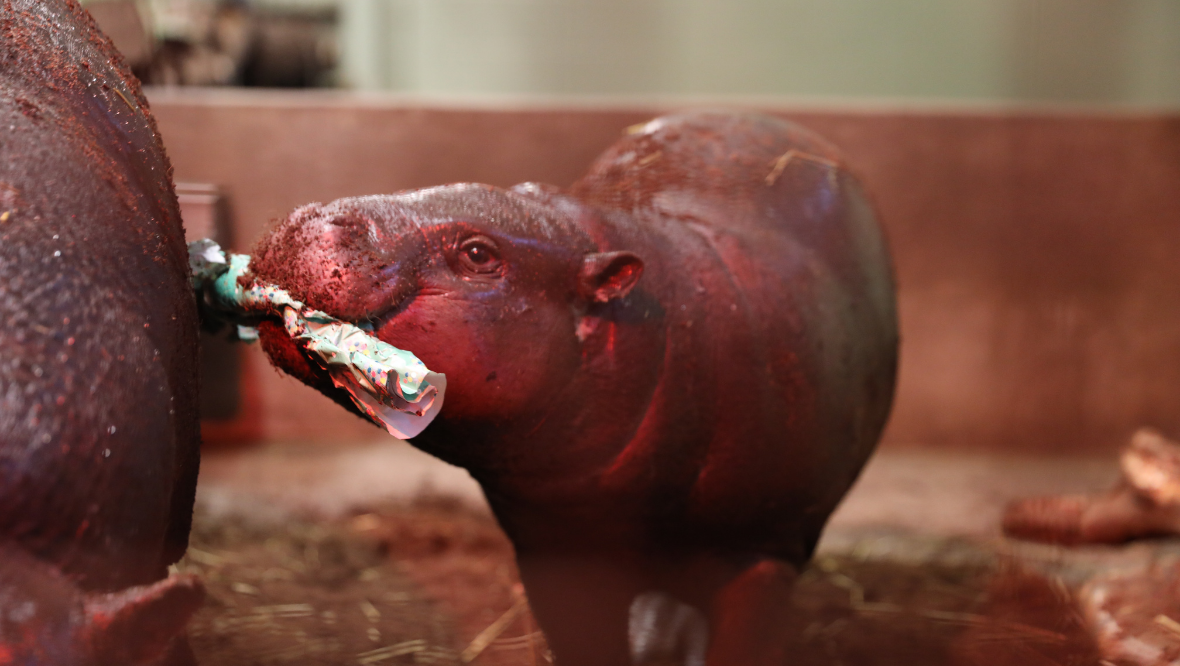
left=0, top=1, right=203, bottom=662
left=252, top=111, right=898, bottom=665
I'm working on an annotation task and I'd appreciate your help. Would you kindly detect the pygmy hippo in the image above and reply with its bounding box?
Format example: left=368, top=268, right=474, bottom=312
left=251, top=111, right=898, bottom=665
left=0, top=0, right=203, bottom=662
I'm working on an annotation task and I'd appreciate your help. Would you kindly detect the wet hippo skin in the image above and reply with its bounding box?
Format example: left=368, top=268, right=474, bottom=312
left=251, top=111, right=898, bottom=665
left=0, top=1, right=202, bottom=662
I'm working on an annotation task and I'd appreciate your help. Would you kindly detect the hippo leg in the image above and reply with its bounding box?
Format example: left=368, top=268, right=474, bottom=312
left=704, top=559, right=798, bottom=666
left=514, top=555, right=639, bottom=666
left=629, top=591, right=709, bottom=666
left=82, top=574, right=205, bottom=665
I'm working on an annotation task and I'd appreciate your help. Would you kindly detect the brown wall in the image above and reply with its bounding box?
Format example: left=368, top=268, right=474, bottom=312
left=149, top=90, right=1180, bottom=453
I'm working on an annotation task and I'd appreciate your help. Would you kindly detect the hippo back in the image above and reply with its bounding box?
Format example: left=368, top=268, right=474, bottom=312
left=571, top=112, right=898, bottom=564
left=0, top=0, right=199, bottom=590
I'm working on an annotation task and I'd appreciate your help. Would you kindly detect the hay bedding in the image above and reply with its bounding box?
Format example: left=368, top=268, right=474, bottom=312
left=176, top=499, right=547, bottom=666
left=177, top=502, right=1100, bottom=666
left=788, top=556, right=1100, bottom=666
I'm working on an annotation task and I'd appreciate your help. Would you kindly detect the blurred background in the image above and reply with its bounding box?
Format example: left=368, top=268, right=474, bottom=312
left=93, top=0, right=1180, bottom=453
left=72, top=0, right=1180, bottom=464
left=82, top=0, right=1180, bottom=105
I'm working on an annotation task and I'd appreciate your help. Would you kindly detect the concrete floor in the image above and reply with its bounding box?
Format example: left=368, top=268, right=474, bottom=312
left=195, top=439, right=1121, bottom=542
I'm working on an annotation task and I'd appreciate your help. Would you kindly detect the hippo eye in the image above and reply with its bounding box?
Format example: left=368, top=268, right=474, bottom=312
left=457, top=236, right=503, bottom=275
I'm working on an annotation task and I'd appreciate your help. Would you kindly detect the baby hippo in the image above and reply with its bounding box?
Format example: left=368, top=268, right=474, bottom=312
left=251, top=111, right=898, bottom=665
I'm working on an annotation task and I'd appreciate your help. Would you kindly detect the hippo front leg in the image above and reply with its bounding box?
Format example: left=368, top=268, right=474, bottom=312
left=520, top=555, right=798, bottom=666
left=628, top=559, right=798, bottom=666
left=703, top=559, right=799, bottom=666
left=514, top=554, right=639, bottom=666
left=517, top=557, right=720, bottom=666
left=629, top=591, right=709, bottom=666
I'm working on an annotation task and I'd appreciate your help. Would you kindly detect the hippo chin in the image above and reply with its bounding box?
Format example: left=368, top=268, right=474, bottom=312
left=251, top=111, right=898, bottom=666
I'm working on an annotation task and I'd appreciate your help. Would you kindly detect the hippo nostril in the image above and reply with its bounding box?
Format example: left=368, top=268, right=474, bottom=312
left=326, top=215, right=372, bottom=233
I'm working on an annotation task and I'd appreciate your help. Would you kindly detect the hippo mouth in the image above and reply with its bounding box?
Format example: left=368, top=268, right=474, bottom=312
left=256, top=319, right=369, bottom=421
left=251, top=302, right=446, bottom=439
left=190, top=239, right=444, bottom=438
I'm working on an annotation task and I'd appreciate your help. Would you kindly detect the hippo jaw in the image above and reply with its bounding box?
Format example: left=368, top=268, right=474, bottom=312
left=250, top=187, right=646, bottom=454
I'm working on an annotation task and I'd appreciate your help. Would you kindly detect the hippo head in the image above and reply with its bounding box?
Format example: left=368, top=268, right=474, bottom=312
left=250, top=183, right=645, bottom=467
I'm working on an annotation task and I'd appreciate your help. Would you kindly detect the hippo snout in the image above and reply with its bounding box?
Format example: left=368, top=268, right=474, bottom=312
left=251, top=203, right=425, bottom=322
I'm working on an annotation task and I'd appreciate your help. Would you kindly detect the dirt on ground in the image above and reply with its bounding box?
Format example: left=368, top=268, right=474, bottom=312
left=178, top=500, right=1102, bottom=666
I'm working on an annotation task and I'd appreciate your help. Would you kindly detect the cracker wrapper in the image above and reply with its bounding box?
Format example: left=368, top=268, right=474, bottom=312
left=189, top=239, right=445, bottom=439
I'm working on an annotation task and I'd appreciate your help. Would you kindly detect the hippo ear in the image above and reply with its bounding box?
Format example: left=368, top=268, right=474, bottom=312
left=579, top=251, right=645, bottom=304
left=80, top=574, right=205, bottom=664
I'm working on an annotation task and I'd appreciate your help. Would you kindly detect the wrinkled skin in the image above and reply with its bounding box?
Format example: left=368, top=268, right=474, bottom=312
left=0, top=0, right=202, bottom=662
left=252, top=111, right=898, bottom=665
